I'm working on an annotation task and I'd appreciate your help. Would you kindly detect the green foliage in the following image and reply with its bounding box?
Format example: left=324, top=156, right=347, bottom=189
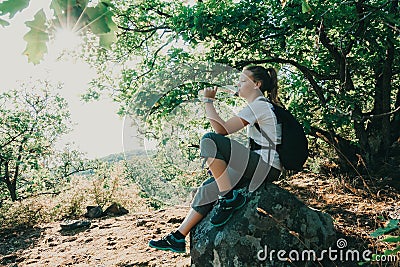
left=50, top=146, right=97, bottom=181
left=0, top=0, right=118, bottom=64
left=89, top=162, right=121, bottom=207
left=23, top=9, right=49, bottom=64
left=5, top=0, right=398, bottom=176
left=124, top=153, right=205, bottom=206
left=0, top=17, right=9, bottom=26
left=370, top=219, right=399, bottom=238
left=0, top=162, right=148, bottom=228
left=383, top=245, right=400, bottom=256
left=301, top=0, right=311, bottom=13
left=0, top=81, right=71, bottom=201
left=370, top=219, right=400, bottom=260
left=88, top=0, right=399, bottom=175
left=382, top=236, right=400, bottom=243
left=85, top=3, right=111, bottom=34
left=138, top=190, right=164, bottom=210
left=0, top=0, right=30, bottom=19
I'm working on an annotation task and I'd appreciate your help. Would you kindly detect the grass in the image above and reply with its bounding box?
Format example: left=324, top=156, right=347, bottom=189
left=0, top=162, right=149, bottom=231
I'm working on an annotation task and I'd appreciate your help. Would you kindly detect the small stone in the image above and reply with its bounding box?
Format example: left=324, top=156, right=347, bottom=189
left=104, top=203, right=129, bottom=216
left=60, top=220, right=91, bottom=231
left=167, top=217, right=184, bottom=224
left=85, top=206, right=103, bottom=218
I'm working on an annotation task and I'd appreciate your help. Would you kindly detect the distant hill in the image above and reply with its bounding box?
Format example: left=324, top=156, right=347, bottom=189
left=100, top=149, right=156, bottom=163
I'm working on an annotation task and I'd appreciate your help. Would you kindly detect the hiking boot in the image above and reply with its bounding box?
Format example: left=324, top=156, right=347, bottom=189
left=148, top=233, right=186, bottom=253
left=210, top=190, right=246, bottom=227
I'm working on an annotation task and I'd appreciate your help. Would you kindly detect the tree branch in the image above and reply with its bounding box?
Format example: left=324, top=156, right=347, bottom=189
left=309, top=125, right=359, bottom=164
left=118, top=25, right=169, bottom=33
left=317, top=24, right=342, bottom=64
left=362, top=106, right=400, bottom=121
left=133, top=41, right=171, bottom=82
left=396, top=86, right=400, bottom=112
left=236, top=58, right=330, bottom=105
left=142, top=6, right=172, bottom=18
left=0, top=131, right=27, bottom=150
left=5, top=161, right=9, bottom=183
left=114, top=30, right=158, bottom=63
left=244, top=32, right=286, bottom=47
left=18, top=191, right=63, bottom=201
left=61, top=167, right=94, bottom=180
left=318, top=22, right=357, bottom=95
left=344, top=0, right=368, bottom=54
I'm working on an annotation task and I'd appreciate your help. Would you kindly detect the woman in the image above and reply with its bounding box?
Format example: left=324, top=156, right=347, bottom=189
left=148, top=65, right=282, bottom=253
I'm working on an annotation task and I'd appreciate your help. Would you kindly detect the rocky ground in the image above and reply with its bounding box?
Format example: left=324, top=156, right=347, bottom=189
left=0, top=208, right=190, bottom=267
left=1, top=173, right=399, bottom=267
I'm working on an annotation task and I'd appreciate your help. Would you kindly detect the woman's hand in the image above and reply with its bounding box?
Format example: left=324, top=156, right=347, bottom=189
left=204, top=86, right=218, bottom=100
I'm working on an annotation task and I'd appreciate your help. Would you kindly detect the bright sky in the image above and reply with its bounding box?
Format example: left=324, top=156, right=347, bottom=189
left=0, top=1, right=126, bottom=159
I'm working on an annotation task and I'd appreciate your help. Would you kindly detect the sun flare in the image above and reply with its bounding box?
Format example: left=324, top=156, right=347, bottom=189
left=52, top=28, right=82, bottom=53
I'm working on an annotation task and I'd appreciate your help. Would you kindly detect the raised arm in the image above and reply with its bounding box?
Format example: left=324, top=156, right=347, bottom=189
left=203, top=87, right=249, bottom=135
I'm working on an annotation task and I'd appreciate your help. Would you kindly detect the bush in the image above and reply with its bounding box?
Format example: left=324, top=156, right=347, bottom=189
left=0, top=162, right=148, bottom=230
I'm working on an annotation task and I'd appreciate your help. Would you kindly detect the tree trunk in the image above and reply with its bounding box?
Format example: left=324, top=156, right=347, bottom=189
left=361, top=25, right=395, bottom=170
left=392, top=87, right=400, bottom=141
left=309, top=126, right=359, bottom=167
left=3, top=161, right=17, bottom=201
left=7, top=182, right=17, bottom=202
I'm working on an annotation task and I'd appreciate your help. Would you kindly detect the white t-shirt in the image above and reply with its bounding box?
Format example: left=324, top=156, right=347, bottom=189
left=237, top=96, right=282, bottom=170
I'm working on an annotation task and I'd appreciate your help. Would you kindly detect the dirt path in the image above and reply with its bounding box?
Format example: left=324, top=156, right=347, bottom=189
left=1, top=173, right=399, bottom=267
left=1, top=207, right=191, bottom=267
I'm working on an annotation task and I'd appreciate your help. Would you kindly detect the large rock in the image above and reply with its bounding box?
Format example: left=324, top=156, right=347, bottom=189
left=190, top=182, right=336, bottom=267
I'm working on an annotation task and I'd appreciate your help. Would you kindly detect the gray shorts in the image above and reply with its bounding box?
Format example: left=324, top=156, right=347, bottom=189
left=192, top=132, right=281, bottom=216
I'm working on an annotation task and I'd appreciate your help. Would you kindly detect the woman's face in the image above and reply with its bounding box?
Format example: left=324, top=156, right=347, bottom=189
left=237, top=70, right=256, bottom=98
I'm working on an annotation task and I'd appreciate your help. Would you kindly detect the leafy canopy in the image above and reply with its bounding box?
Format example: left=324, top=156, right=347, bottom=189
left=0, top=0, right=117, bottom=64
left=0, top=81, right=71, bottom=201
left=91, top=0, right=399, bottom=173
left=0, top=0, right=29, bottom=19
left=2, top=0, right=398, bottom=173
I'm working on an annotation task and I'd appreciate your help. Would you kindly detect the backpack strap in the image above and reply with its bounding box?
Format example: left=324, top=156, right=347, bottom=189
left=247, top=98, right=280, bottom=166
left=249, top=97, right=280, bottom=151
left=248, top=125, right=276, bottom=166
left=250, top=123, right=275, bottom=150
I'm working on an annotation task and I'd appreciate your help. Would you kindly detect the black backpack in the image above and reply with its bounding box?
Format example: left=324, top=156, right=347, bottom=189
left=251, top=99, right=309, bottom=171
